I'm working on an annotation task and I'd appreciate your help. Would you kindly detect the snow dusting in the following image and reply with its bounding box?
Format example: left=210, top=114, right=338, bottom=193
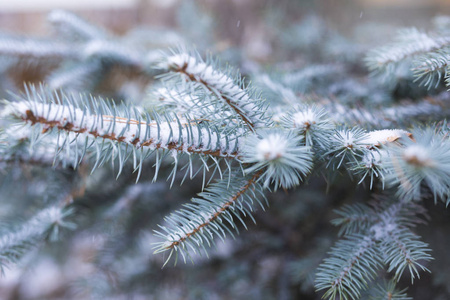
left=334, top=129, right=356, bottom=149
left=362, top=150, right=383, bottom=168
left=362, top=129, right=410, bottom=147
left=403, top=144, right=433, bottom=166
left=256, top=133, right=288, bottom=161
left=9, top=101, right=238, bottom=157
left=293, top=108, right=316, bottom=129
left=165, top=53, right=265, bottom=128
left=370, top=222, right=397, bottom=241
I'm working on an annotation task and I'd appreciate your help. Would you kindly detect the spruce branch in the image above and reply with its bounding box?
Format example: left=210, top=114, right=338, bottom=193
left=0, top=37, right=76, bottom=59
left=0, top=206, right=75, bottom=273
left=241, top=129, right=313, bottom=189
left=0, top=124, right=80, bottom=168
left=48, top=9, right=108, bottom=41
left=5, top=85, right=242, bottom=181
left=366, top=28, right=450, bottom=73
left=162, top=52, right=270, bottom=131
left=383, top=128, right=450, bottom=203
left=10, top=100, right=238, bottom=158
left=324, top=129, right=414, bottom=188
left=150, top=86, right=238, bottom=130
left=327, top=98, right=447, bottom=128
left=0, top=36, right=148, bottom=77
left=326, top=127, right=370, bottom=169
left=413, top=49, right=450, bottom=88
left=368, top=280, right=412, bottom=300
left=350, top=149, right=386, bottom=189
left=316, top=200, right=432, bottom=299
left=280, top=105, right=334, bottom=149
left=315, top=234, right=382, bottom=300
left=331, top=203, right=377, bottom=236
left=153, top=169, right=265, bottom=265
left=382, top=228, right=432, bottom=282
left=0, top=9, right=157, bottom=91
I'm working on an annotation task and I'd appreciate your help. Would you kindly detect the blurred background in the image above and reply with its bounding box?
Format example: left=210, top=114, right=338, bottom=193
left=1, top=0, right=450, bottom=48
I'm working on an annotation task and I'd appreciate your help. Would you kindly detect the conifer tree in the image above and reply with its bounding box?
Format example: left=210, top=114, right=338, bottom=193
left=0, top=4, right=449, bottom=299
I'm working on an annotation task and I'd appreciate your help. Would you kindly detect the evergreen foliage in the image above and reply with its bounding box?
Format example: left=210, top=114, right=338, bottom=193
left=0, top=5, right=449, bottom=300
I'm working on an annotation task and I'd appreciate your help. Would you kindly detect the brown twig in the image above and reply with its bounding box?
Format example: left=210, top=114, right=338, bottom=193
left=174, top=62, right=256, bottom=130
left=22, top=109, right=239, bottom=159
left=166, top=169, right=263, bottom=249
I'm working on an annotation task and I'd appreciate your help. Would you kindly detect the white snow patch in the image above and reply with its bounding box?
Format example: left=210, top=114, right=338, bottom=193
left=403, top=144, right=432, bottom=166
left=256, top=133, right=288, bottom=161
left=361, top=129, right=409, bottom=146
left=293, top=108, right=316, bottom=129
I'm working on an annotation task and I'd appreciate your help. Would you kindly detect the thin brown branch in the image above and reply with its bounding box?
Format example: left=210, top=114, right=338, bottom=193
left=22, top=109, right=239, bottom=159
left=166, top=170, right=263, bottom=249
left=331, top=237, right=375, bottom=289
left=175, top=63, right=255, bottom=130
